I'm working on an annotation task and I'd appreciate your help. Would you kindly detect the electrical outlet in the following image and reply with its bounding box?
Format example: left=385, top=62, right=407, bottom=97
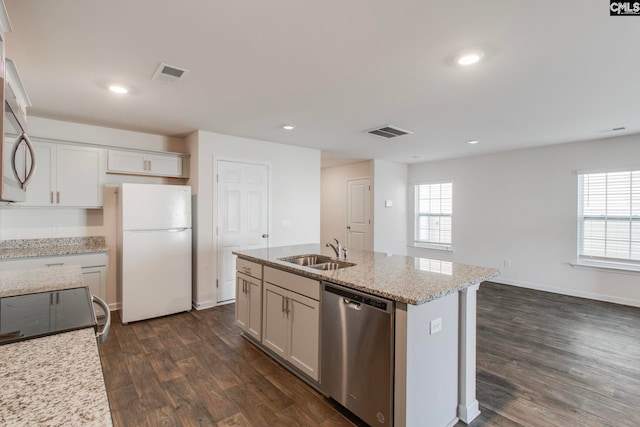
left=430, top=317, right=442, bottom=335
left=504, top=259, right=512, bottom=268
left=52, top=224, right=61, bottom=233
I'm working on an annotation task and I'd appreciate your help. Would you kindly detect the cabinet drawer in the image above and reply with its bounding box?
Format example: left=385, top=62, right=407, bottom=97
left=0, top=252, right=108, bottom=271
left=264, top=266, right=320, bottom=301
left=236, top=258, right=262, bottom=280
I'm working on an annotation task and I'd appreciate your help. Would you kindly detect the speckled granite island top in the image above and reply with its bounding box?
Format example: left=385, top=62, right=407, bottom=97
left=0, top=328, right=112, bottom=426
left=0, top=236, right=109, bottom=260
left=233, top=244, right=500, bottom=305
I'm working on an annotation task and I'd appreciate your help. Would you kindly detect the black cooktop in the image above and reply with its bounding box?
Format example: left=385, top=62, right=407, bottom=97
left=0, top=287, right=97, bottom=345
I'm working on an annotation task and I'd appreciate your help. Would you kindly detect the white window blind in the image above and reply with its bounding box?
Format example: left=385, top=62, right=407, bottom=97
left=415, top=182, right=452, bottom=246
left=578, top=171, right=640, bottom=265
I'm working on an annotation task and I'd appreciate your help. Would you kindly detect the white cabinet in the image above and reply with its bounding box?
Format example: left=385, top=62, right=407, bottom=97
left=262, top=267, right=320, bottom=381
left=25, top=140, right=105, bottom=208
left=0, top=252, right=109, bottom=301
left=235, top=258, right=262, bottom=340
left=235, top=272, right=262, bottom=340
left=107, top=149, right=187, bottom=178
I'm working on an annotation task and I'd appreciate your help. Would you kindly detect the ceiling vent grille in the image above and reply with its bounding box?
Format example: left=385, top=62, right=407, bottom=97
left=152, top=63, right=189, bottom=84
left=366, top=125, right=413, bottom=139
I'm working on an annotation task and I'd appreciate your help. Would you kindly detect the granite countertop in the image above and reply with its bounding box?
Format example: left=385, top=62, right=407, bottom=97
left=0, top=266, right=113, bottom=426
left=0, top=328, right=112, bottom=426
left=0, top=265, right=85, bottom=297
left=234, top=244, right=500, bottom=305
left=0, top=236, right=109, bottom=260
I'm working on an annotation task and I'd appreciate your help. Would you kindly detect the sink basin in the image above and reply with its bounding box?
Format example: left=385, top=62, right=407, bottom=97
left=279, top=254, right=334, bottom=266
left=309, top=261, right=356, bottom=271
left=279, top=254, right=355, bottom=270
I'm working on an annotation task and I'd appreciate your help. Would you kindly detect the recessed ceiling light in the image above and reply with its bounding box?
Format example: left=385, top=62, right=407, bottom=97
left=456, top=50, right=484, bottom=66
left=281, top=124, right=295, bottom=130
left=108, top=85, right=129, bottom=94
left=409, top=155, right=421, bottom=159
left=467, top=140, right=479, bottom=145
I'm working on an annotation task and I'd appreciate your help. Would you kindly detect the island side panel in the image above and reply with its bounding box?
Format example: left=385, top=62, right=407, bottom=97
left=458, top=283, right=481, bottom=423
left=395, top=292, right=459, bottom=427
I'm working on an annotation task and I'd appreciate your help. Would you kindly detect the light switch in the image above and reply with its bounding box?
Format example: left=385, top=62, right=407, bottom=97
left=282, top=219, right=291, bottom=228
left=385, top=200, right=393, bottom=208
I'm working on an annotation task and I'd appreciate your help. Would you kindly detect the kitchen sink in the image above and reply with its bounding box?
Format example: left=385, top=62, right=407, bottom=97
left=279, top=254, right=355, bottom=270
left=309, top=261, right=355, bottom=270
left=280, top=254, right=334, bottom=266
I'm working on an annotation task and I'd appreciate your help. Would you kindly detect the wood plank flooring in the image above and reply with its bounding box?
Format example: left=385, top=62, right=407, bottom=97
left=100, top=282, right=640, bottom=426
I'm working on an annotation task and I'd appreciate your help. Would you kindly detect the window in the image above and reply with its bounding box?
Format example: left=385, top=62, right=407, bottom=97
left=414, top=182, right=452, bottom=248
left=578, top=170, right=640, bottom=268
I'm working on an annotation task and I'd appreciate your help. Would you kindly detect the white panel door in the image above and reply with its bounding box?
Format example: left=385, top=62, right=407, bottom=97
left=347, top=178, right=371, bottom=251
left=121, top=229, right=192, bottom=323
left=216, top=161, right=268, bottom=303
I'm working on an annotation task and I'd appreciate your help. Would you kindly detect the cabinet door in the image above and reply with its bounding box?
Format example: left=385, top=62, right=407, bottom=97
left=24, top=140, right=55, bottom=206
left=0, top=292, right=51, bottom=336
left=246, top=275, right=262, bottom=341
left=262, top=283, right=288, bottom=358
left=82, top=266, right=107, bottom=301
left=107, top=149, right=146, bottom=174
left=147, top=153, right=183, bottom=177
left=235, top=275, right=249, bottom=331
left=288, top=292, right=320, bottom=380
left=56, top=144, right=104, bottom=207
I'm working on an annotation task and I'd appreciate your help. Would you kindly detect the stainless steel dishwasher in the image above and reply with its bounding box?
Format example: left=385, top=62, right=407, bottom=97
left=321, top=282, right=394, bottom=427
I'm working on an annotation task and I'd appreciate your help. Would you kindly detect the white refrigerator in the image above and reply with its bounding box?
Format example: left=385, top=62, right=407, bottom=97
left=117, top=183, right=192, bottom=323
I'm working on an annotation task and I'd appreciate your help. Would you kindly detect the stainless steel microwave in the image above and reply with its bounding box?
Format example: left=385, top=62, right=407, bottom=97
left=0, top=58, right=34, bottom=203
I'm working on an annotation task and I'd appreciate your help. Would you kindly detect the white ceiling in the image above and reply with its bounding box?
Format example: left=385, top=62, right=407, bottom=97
left=4, top=1, right=639, bottom=167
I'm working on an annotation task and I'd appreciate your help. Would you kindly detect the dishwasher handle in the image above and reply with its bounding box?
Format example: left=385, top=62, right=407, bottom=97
left=343, top=298, right=362, bottom=310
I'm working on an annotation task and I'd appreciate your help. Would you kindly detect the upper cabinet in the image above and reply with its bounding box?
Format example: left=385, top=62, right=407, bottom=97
left=107, top=149, right=189, bottom=178
left=24, top=140, right=105, bottom=208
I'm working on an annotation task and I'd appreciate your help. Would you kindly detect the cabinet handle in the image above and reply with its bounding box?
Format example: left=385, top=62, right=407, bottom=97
left=285, top=297, right=290, bottom=317
left=56, top=191, right=60, bottom=204
left=148, top=160, right=151, bottom=171
left=282, top=296, right=285, bottom=313
left=50, top=293, right=54, bottom=305
left=56, top=292, right=60, bottom=305
left=50, top=191, right=54, bottom=204
left=46, top=262, right=65, bottom=267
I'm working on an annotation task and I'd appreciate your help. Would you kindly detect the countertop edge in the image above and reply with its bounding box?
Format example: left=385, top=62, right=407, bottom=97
left=234, top=252, right=500, bottom=305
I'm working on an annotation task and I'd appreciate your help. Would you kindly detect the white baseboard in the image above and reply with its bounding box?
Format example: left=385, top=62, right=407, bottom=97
left=492, top=278, right=640, bottom=308
left=108, top=302, right=121, bottom=311
left=192, top=299, right=217, bottom=310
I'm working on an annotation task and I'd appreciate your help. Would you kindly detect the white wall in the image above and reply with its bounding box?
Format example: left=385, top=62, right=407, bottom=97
left=407, top=134, right=640, bottom=307
left=373, top=159, right=408, bottom=256
left=320, top=161, right=372, bottom=248
left=0, top=117, right=187, bottom=306
left=188, top=130, right=321, bottom=309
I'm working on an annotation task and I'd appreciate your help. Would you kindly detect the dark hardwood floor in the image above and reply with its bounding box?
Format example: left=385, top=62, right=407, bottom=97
left=100, top=282, right=640, bottom=426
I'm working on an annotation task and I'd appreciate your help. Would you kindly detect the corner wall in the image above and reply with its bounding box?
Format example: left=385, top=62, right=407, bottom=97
left=320, top=161, right=372, bottom=248
left=189, top=130, right=321, bottom=309
left=373, top=160, right=408, bottom=256
left=407, top=133, right=640, bottom=307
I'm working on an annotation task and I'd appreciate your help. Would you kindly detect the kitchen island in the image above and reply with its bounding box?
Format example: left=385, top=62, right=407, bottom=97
left=0, top=266, right=112, bottom=426
left=233, top=244, right=499, bottom=427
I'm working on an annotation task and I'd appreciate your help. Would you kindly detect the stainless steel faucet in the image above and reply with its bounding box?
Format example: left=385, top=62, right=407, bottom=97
left=326, top=238, right=341, bottom=258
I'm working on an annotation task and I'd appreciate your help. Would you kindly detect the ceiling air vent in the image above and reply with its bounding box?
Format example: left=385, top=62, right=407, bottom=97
left=366, top=125, right=413, bottom=139
left=152, top=63, right=189, bottom=84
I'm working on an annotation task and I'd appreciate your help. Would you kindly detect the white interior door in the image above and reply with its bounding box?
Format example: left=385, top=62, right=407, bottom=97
left=217, top=160, right=269, bottom=303
left=347, top=178, right=371, bottom=251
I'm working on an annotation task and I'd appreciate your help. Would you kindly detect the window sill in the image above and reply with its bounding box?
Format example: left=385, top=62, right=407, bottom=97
left=412, top=243, right=454, bottom=252
left=571, top=260, right=640, bottom=275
